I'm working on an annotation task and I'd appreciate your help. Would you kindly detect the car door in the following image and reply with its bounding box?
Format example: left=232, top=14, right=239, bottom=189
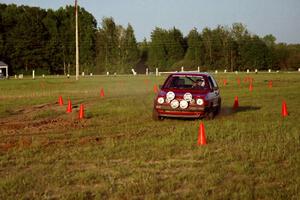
left=207, top=75, right=220, bottom=107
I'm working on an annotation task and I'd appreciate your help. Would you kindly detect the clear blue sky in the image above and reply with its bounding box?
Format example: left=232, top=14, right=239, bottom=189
left=1, top=0, right=300, bottom=43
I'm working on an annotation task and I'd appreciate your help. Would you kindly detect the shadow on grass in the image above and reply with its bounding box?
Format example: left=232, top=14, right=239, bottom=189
left=155, top=105, right=261, bottom=122
left=160, top=106, right=261, bottom=121
left=217, top=106, right=261, bottom=118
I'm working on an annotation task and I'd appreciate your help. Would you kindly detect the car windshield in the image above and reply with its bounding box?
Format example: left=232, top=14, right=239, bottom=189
left=164, top=75, right=209, bottom=90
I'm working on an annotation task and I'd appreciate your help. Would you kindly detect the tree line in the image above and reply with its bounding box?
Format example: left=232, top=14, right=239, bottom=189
left=0, top=3, right=299, bottom=75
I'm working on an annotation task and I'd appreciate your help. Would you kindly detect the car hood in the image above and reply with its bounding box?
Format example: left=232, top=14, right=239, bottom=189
left=159, top=88, right=209, bottom=98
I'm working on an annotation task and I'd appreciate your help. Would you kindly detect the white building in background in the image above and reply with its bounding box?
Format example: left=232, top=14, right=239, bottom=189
left=0, top=61, right=9, bottom=78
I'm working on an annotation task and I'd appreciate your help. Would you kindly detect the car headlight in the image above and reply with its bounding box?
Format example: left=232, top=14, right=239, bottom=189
left=180, top=100, right=188, bottom=109
left=196, top=98, right=204, bottom=105
left=170, top=99, right=179, bottom=109
left=183, top=93, right=193, bottom=102
left=166, top=91, right=175, bottom=101
left=157, top=97, right=164, bottom=104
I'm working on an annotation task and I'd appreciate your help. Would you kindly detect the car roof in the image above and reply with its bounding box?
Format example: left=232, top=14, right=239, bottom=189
left=168, top=72, right=211, bottom=77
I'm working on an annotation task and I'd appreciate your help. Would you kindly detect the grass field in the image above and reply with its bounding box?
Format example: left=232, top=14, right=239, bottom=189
left=0, top=73, right=299, bottom=199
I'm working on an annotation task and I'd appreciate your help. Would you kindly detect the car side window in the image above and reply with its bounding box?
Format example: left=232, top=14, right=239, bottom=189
left=208, top=76, right=218, bottom=89
left=207, top=77, right=214, bottom=90
left=207, top=76, right=218, bottom=91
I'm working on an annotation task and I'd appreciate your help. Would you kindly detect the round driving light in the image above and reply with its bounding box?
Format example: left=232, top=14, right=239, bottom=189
left=157, top=97, right=164, bottom=104
left=166, top=91, right=175, bottom=101
left=183, top=93, right=193, bottom=102
left=170, top=99, right=179, bottom=109
left=196, top=98, right=204, bottom=105
left=180, top=100, right=188, bottom=109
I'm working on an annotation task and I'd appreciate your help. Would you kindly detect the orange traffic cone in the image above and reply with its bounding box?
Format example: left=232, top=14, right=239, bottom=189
left=197, top=122, right=207, bottom=145
left=58, top=96, right=64, bottom=106
left=268, top=80, right=273, bottom=88
left=100, top=88, right=105, bottom=97
left=233, top=96, right=239, bottom=109
left=66, top=100, right=72, bottom=113
left=249, top=83, right=253, bottom=92
left=223, top=79, right=227, bottom=86
left=237, top=78, right=241, bottom=86
left=79, top=104, right=84, bottom=119
left=281, top=100, right=288, bottom=117
left=153, top=84, right=158, bottom=93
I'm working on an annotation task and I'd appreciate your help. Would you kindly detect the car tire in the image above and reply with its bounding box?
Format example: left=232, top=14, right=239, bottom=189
left=205, top=104, right=215, bottom=120
left=206, top=111, right=215, bottom=120
left=214, top=99, right=221, bottom=116
left=152, top=109, right=163, bottom=121
left=214, top=105, right=221, bottom=115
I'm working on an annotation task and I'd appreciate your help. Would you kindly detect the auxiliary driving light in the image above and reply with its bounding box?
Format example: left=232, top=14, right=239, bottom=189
left=180, top=100, right=188, bottom=109
left=166, top=91, right=175, bottom=101
left=196, top=98, right=204, bottom=105
left=170, top=99, right=179, bottom=109
left=157, top=97, right=164, bottom=104
left=183, top=93, right=193, bottom=102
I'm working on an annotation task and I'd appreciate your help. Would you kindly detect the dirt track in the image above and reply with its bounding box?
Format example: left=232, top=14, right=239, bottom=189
left=0, top=103, right=89, bottom=151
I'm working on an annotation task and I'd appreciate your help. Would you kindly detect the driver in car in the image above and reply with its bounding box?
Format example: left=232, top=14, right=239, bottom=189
left=192, top=78, right=205, bottom=88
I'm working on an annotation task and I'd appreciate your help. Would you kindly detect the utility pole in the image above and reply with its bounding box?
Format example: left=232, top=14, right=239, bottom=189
left=75, top=0, right=79, bottom=80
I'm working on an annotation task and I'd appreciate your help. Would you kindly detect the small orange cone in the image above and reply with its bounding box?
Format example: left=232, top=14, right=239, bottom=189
left=223, top=79, right=227, bottom=86
left=237, top=78, right=241, bottom=86
left=79, top=104, right=84, bottom=119
left=197, top=122, right=207, bottom=145
left=153, top=84, right=158, bottom=93
left=100, top=88, right=105, bottom=97
left=233, top=96, right=239, bottom=109
left=58, top=96, right=64, bottom=106
left=281, top=100, right=288, bottom=117
left=249, top=83, right=253, bottom=92
left=268, top=80, right=273, bottom=88
left=66, top=100, right=72, bottom=113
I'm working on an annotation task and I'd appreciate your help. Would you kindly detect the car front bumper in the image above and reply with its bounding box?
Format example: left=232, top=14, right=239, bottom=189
left=155, top=105, right=206, bottom=118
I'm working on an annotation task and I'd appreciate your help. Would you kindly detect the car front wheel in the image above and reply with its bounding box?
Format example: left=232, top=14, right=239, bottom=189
left=152, top=108, right=163, bottom=121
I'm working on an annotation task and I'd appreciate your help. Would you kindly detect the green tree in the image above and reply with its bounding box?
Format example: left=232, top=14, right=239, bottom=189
left=43, top=9, right=63, bottom=74
left=148, top=27, right=185, bottom=71
left=119, top=24, right=140, bottom=73
left=202, top=27, right=213, bottom=66
left=166, top=27, right=185, bottom=68
left=183, top=28, right=203, bottom=68
left=95, top=17, right=119, bottom=73
left=239, top=35, right=270, bottom=70
left=148, top=27, right=168, bottom=70
left=78, top=7, right=97, bottom=74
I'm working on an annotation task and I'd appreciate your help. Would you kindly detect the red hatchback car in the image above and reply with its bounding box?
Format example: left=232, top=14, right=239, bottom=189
left=153, top=72, right=221, bottom=120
